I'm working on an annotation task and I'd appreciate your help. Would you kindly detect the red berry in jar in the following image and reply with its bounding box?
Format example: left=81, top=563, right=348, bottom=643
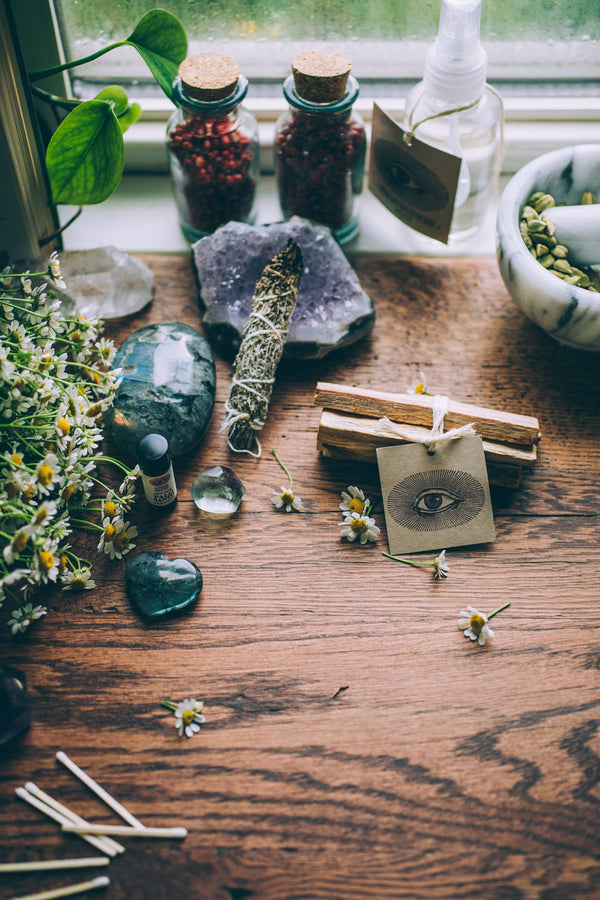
left=275, top=52, right=366, bottom=244
left=167, top=54, right=260, bottom=242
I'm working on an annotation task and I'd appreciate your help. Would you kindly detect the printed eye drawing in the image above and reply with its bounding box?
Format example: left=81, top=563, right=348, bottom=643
left=386, top=469, right=485, bottom=532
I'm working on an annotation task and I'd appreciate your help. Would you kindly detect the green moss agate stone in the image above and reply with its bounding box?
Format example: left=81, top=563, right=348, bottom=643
left=125, top=551, right=203, bottom=619
left=105, top=321, right=216, bottom=459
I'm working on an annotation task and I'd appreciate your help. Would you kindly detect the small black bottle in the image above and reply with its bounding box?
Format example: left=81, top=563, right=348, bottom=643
left=136, top=434, right=178, bottom=512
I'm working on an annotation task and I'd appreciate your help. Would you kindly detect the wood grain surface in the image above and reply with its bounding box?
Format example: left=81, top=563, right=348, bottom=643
left=1, top=254, right=599, bottom=900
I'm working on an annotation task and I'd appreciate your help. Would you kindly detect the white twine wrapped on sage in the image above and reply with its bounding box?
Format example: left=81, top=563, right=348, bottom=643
left=221, top=239, right=303, bottom=458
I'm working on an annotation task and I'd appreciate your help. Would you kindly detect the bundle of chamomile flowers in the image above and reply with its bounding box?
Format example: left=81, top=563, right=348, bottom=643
left=0, top=254, right=140, bottom=635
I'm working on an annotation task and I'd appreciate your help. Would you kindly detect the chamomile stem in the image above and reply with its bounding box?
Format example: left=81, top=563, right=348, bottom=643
left=382, top=552, right=431, bottom=567
left=488, top=601, right=511, bottom=620
left=272, top=449, right=293, bottom=490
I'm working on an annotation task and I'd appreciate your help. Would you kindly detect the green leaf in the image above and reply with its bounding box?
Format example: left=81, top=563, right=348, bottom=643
left=125, top=9, right=187, bottom=101
left=94, top=85, right=130, bottom=116
left=94, top=87, right=142, bottom=133
left=46, top=101, right=124, bottom=205
left=116, top=102, right=142, bottom=134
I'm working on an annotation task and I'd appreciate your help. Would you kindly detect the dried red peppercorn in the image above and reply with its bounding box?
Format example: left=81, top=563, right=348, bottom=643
left=167, top=54, right=259, bottom=241
left=275, top=52, right=366, bottom=244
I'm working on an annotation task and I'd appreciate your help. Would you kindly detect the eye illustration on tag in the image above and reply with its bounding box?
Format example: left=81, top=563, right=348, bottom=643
left=386, top=469, right=485, bottom=532
left=372, top=138, right=450, bottom=212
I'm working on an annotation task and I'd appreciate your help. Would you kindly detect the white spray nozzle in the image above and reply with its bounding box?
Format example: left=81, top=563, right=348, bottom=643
left=423, top=0, right=487, bottom=104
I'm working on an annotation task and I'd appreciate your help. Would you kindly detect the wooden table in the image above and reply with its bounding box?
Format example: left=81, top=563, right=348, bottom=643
left=1, top=255, right=599, bottom=899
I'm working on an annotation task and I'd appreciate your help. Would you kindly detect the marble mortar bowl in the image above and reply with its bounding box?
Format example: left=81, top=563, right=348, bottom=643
left=496, top=144, right=600, bottom=350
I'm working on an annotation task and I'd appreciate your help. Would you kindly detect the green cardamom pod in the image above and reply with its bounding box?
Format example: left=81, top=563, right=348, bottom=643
left=581, top=191, right=597, bottom=205
left=533, top=193, right=555, bottom=213
left=552, top=259, right=572, bottom=274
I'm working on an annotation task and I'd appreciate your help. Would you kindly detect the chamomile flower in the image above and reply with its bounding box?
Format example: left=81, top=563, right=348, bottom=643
left=0, top=258, right=140, bottom=633
left=339, top=486, right=369, bottom=517
left=408, top=370, right=433, bottom=395
left=340, top=512, right=380, bottom=544
left=8, top=602, right=47, bottom=635
left=271, top=449, right=302, bottom=512
left=458, top=602, right=510, bottom=646
left=383, top=549, right=449, bottom=579
left=161, top=698, right=206, bottom=738
left=61, top=567, right=96, bottom=590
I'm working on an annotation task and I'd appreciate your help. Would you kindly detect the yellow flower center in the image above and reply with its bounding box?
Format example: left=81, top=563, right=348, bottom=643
left=57, top=416, right=70, bottom=435
left=10, top=452, right=23, bottom=466
left=86, top=403, right=102, bottom=418
left=37, top=464, right=54, bottom=486
left=350, top=518, right=368, bottom=535
left=104, top=500, right=117, bottom=518
left=348, top=498, right=364, bottom=514
left=469, top=614, right=485, bottom=635
left=59, top=554, right=68, bottom=572
left=11, top=531, right=28, bottom=553
left=23, top=484, right=35, bottom=501
left=114, top=530, right=131, bottom=551
left=70, top=577, right=88, bottom=590
left=104, top=523, right=117, bottom=542
left=63, top=483, right=75, bottom=501
left=34, top=507, right=49, bottom=524
left=414, top=381, right=426, bottom=394
left=71, top=330, right=81, bottom=343
left=182, top=709, right=195, bottom=726
left=280, top=491, right=294, bottom=506
left=39, top=550, right=54, bottom=572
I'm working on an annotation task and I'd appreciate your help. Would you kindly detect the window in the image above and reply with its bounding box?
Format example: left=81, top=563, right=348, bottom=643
left=54, top=0, right=599, bottom=88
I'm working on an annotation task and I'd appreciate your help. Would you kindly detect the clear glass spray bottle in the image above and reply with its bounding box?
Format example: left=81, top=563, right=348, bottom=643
left=404, top=0, right=502, bottom=242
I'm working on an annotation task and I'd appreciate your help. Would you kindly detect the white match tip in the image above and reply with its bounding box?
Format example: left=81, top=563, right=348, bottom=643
left=93, top=876, right=110, bottom=887
left=172, top=827, right=188, bottom=838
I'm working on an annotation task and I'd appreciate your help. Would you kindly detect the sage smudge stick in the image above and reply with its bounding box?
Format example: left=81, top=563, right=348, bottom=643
left=222, top=239, right=303, bottom=456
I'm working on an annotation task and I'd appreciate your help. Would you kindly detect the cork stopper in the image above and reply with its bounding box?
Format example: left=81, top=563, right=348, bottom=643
left=291, top=51, right=352, bottom=103
left=178, top=53, right=240, bottom=102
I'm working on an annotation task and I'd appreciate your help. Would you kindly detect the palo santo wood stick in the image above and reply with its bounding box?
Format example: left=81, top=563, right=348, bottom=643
left=56, top=752, right=144, bottom=830
left=0, top=859, right=109, bottom=874
left=314, top=382, right=541, bottom=447
left=8, top=875, right=109, bottom=900
left=317, top=409, right=537, bottom=467
left=62, top=824, right=187, bottom=839
left=15, top=788, right=123, bottom=857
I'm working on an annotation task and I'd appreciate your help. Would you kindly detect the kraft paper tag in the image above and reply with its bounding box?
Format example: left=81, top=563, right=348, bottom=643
left=377, top=435, right=496, bottom=555
left=368, top=103, right=460, bottom=244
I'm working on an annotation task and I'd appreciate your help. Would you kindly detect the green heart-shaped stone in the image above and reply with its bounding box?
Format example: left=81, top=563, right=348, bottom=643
left=125, top=551, right=202, bottom=620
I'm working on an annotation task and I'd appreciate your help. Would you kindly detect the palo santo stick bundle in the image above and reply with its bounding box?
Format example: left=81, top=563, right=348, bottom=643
left=314, top=382, right=541, bottom=488
left=314, top=382, right=541, bottom=447
left=222, top=239, right=303, bottom=457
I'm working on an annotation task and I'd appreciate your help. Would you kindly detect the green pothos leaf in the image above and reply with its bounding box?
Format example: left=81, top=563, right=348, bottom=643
left=94, top=87, right=142, bottom=133
left=46, top=100, right=124, bottom=205
left=125, top=9, right=188, bottom=101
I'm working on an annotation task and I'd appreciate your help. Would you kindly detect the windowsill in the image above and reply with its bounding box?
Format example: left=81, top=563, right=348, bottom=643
left=60, top=173, right=504, bottom=258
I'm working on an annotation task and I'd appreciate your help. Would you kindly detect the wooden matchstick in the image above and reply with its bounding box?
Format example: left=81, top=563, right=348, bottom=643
left=14, top=789, right=123, bottom=857
left=0, top=858, right=109, bottom=873
left=61, top=824, right=187, bottom=839
left=23, top=784, right=124, bottom=857
left=8, top=875, right=109, bottom=900
left=56, top=752, right=144, bottom=829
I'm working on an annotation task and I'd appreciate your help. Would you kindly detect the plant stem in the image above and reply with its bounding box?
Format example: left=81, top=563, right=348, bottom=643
left=160, top=700, right=178, bottom=712
left=488, top=601, right=511, bottom=620
left=30, top=83, right=79, bottom=110
left=382, top=552, right=431, bottom=567
left=272, top=448, right=293, bottom=490
left=29, top=42, right=126, bottom=81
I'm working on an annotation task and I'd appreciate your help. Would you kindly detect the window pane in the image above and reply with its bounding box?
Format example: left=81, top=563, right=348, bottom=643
left=54, top=0, right=600, bottom=85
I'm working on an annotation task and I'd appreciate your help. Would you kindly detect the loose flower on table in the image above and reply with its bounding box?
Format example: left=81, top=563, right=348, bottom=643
left=161, top=698, right=206, bottom=738
left=271, top=449, right=302, bottom=512
left=458, top=602, right=511, bottom=646
left=339, top=485, right=380, bottom=544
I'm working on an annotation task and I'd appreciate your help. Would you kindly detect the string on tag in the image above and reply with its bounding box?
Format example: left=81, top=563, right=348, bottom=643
left=376, top=394, right=476, bottom=454
left=402, top=84, right=505, bottom=171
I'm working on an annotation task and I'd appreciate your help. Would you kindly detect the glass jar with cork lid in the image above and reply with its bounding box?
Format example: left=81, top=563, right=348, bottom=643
left=167, top=53, right=260, bottom=241
left=274, top=52, right=366, bottom=244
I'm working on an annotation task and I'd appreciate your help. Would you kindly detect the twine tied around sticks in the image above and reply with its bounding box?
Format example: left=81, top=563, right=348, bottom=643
left=376, top=394, right=476, bottom=454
